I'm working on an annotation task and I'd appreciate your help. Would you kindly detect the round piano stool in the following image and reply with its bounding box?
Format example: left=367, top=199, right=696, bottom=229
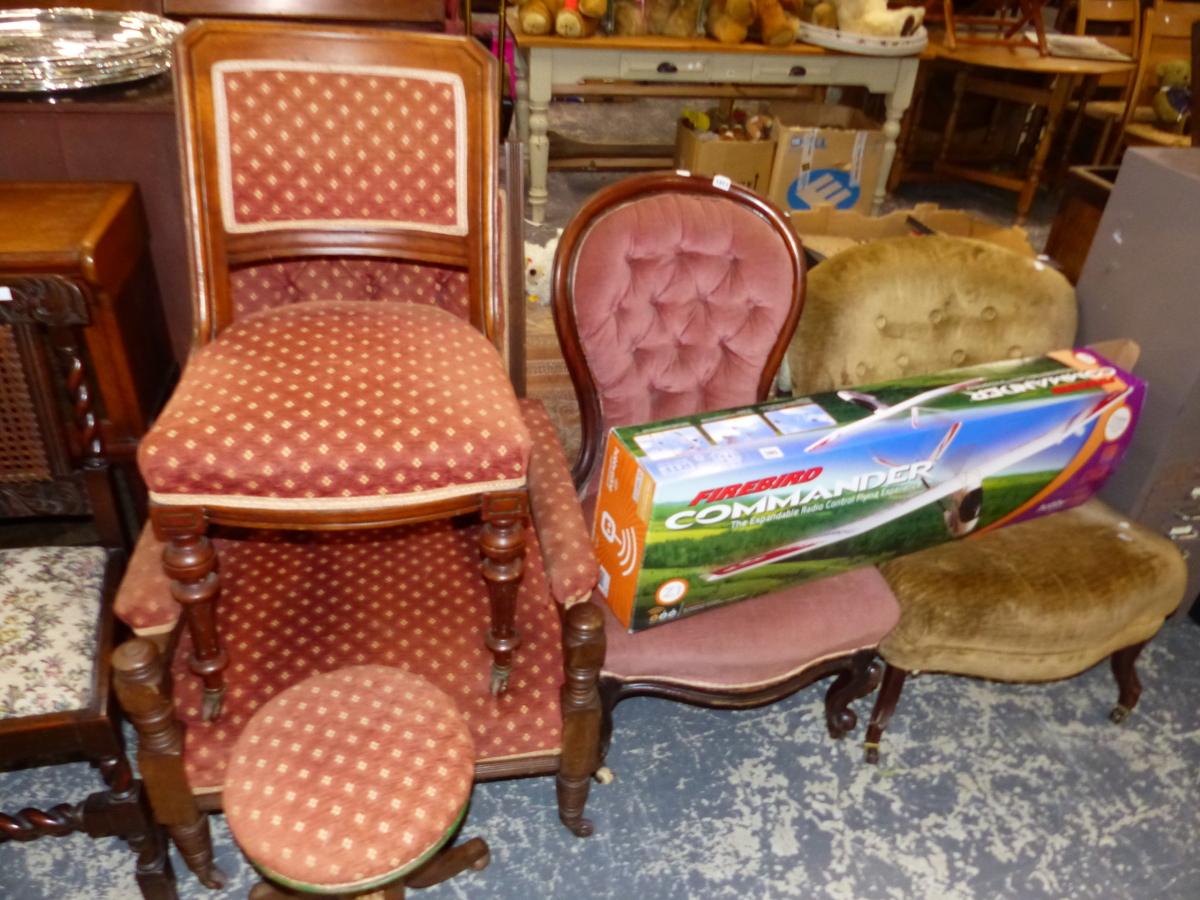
left=224, top=666, right=489, bottom=900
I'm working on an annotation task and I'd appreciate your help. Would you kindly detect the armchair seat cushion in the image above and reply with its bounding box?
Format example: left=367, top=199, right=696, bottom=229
left=0, top=546, right=108, bottom=719
left=139, top=301, right=529, bottom=512
left=601, top=566, right=899, bottom=689
left=112, top=519, right=568, bottom=792
left=224, top=666, right=475, bottom=893
left=877, top=500, right=1188, bottom=682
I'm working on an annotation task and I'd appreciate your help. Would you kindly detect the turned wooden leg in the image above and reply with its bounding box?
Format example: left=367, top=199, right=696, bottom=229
left=824, top=650, right=884, bottom=740
left=1110, top=639, right=1149, bottom=724
left=152, top=507, right=227, bottom=721
left=557, top=602, right=605, bottom=837
left=480, top=491, right=528, bottom=696
left=113, top=639, right=226, bottom=890
left=864, top=664, right=909, bottom=765
left=404, top=837, right=491, bottom=888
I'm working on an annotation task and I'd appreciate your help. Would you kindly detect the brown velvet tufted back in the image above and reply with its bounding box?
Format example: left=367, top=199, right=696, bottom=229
left=553, top=173, right=805, bottom=493
left=786, top=236, right=1078, bottom=396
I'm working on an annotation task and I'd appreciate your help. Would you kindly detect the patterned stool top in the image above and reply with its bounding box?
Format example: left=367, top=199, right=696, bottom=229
left=138, top=300, right=530, bottom=512
left=224, top=665, right=476, bottom=893
left=0, top=546, right=108, bottom=720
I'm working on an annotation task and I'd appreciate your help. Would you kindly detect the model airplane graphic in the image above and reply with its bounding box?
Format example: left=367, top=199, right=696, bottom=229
left=802, top=378, right=985, bottom=452
left=703, top=384, right=1133, bottom=581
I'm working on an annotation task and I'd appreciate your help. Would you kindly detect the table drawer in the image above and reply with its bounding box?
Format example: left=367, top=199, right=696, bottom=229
left=619, top=52, right=754, bottom=82
left=750, top=57, right=836, bottom=83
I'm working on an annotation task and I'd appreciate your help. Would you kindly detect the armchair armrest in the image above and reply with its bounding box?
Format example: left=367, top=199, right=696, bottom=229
left=519, top=398, right=600, bottom=607
left=114, top=524, right=182, bottom=638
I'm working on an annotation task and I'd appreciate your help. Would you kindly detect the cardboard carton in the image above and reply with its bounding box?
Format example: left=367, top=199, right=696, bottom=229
left=788, top=202, right=1036, bottom=261
left=767, top=102, right=884, bottom=216
left=594, top=349, right=1144, bottom=632
left=674, top=121, right=776, bottom=194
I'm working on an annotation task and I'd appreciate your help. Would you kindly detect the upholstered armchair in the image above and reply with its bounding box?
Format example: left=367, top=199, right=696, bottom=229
left=551, top=172, right=901, bottom=773
left=109, top=21, right=606, bottom=891
left=141, top=20, right=532, bottom=719
left=784, top=235, right=1188, bottom=763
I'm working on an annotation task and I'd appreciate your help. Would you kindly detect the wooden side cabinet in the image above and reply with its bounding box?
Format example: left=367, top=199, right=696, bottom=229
left=0, top=182, right=174, bottom=545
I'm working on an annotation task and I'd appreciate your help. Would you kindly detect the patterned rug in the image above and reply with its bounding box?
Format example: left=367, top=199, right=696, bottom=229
left=3, top=616, right=1198, bottom=900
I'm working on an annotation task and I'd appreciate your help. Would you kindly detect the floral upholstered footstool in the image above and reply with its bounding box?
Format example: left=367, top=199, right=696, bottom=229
left=224, top=665, right=489, bottom=900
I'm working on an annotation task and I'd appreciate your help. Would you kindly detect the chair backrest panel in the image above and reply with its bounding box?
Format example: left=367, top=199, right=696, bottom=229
left=1124, top=5, right=1200, bottom=113
left=553, top=173, right=804, bottom=492
left=175, top=21, right=497, bottom=346
left=230, top=257, right=469, bottom=319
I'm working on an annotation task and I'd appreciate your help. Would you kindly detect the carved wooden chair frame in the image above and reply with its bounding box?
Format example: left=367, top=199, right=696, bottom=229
left=0, top=553, right=176, bottom=899
left=550, top=172, right=883, bottom=759
left=157, top=21, right=529, bottom=724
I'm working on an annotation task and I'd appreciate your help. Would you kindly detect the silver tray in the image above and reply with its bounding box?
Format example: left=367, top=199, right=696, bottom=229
left=0, top=8, right=183, bottom=92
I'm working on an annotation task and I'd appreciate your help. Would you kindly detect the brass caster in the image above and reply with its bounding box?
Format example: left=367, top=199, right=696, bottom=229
left=864, top=742, right=880, bottom=765
left=489, top=667, right=510, bottom=697
left=1110, top=704, right=1131, bottom=724
left=594, top=766, right=614, bottom=785
left=201, top=687, right=225, bottom=723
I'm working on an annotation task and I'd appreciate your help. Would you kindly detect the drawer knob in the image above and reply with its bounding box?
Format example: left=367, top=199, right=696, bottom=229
left=657, top=62, right=678, bottom=74
left=789, top=65, right=806, bottom=77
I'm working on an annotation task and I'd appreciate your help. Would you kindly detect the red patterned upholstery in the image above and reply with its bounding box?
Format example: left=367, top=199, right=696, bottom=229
left=119, top=401, right=593, bottom=635
left=571, top=192, right=798, bottom=435
left=154, top=521, right=564, bottom=792
left=225, top=666, right=474, bottom=892
left=521, top=399, right=598, bottom=608
left=230, top=259, right=470, bottom=323
left=139, top=301, right=529, bottom=511
left=215, top=63, right=465, bottom=235
left=601, top=567, right=899, bottom=687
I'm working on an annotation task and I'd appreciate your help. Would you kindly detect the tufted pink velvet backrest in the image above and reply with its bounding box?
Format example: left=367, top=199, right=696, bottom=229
left=572, top=193, right=798, bottom=427
left=555, top=175, right=804, bottom=492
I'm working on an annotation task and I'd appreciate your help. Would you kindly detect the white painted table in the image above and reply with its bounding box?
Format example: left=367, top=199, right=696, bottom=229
left=511, top=29, right=923, bottom=223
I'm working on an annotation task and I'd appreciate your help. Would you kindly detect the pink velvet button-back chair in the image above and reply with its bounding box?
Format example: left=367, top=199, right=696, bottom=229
left=551, top=172, right=902, bottom=769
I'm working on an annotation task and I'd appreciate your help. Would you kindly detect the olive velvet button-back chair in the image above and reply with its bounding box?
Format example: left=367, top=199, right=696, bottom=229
left=782, top=236, right=1187, bottom=764
left=551, top=172, right=902, bottom=773
left=110, top=21, right=607, bottom=891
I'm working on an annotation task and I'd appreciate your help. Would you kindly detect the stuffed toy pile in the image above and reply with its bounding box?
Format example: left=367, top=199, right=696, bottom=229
left=517, top=0, right=924, bottom=41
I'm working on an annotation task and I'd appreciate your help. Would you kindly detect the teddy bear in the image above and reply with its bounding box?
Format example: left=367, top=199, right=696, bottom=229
left=614, top=0, right=695, bottom=36
left=829, top=0, right=923, bottom=37
left=518, top=0, right=602, bottom=37
left=664, top=0, right=706, bottom=37
left=800, top=0, right=838, bottom=29
left=706, top=0, right=799, bottom=45
left=1152, top=60, right=1192, bottom=134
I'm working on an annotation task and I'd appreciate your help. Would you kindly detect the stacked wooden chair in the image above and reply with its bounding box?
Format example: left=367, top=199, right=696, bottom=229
left=110, top=20, right=605, bottom=891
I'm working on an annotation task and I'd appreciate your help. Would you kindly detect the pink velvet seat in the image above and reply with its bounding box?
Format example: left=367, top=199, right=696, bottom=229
left=551, top=172, right=901, bottom=758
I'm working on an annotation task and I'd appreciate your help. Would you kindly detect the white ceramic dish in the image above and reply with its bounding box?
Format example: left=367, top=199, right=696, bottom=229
left=797, top=22, right=928, bottom=57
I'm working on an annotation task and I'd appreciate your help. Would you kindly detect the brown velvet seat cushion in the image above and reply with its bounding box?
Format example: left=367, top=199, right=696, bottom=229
left=224, top=666, right=474, bottom=893
left=602, top=567, right=899, bottom=689
left=139, top=300, right=529, bottom=512
left=878, top=500, right=1187, bottom=682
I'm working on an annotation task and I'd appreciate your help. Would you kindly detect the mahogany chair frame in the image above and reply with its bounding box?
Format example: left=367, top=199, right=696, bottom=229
left=551, top=172, right=882, bottom=762
left=158, top=21, right=526, bottom=722
left=0, top=553, right=176, bottom=900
